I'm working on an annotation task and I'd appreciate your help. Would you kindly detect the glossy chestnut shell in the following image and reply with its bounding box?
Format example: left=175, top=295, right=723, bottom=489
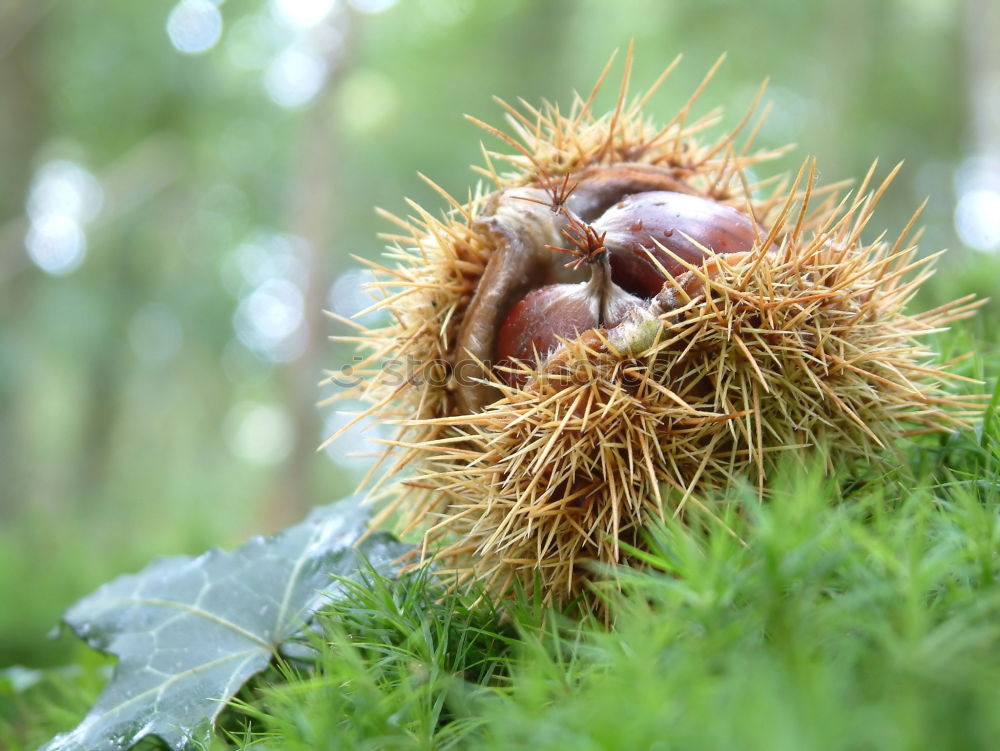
left=493, top=282, right=599, bottom=386
left=593, top=191, right=761, bottom=297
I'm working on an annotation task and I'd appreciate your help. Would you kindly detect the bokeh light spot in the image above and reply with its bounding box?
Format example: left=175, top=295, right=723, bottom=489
left=347, top=0, right=398, bottom=14
left=336, top=69, right=398, bottom=133
left=224, top=402, right=295, bottom=465
left=23, top=158, right=102, bottom=276
left=955, top=189, right=1000, bottom=253
left=233, top=278, right=305, bottom=359
left=327, top=269, right=381, bottom=323
left=166, top=0, right=224, bottom=55
left=264, top=46, right=328, bottom=108
left=27, top=160, right=103, bottom=225
left=270, top=0, right=338, bottom=29
left=25, top=215, right=86, bottom=275
left=323, top=402, right=386, bottom=472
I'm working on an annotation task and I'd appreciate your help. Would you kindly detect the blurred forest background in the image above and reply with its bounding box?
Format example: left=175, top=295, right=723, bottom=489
left=1, top=0, right=999, bottom=669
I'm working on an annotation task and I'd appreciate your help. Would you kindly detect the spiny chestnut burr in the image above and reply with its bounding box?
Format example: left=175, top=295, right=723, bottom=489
left=328, top=50, right=985, bottom=610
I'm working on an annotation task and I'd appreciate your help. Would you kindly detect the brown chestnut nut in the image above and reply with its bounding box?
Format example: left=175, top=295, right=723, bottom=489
left=494, top=253, right=643, bottom=386
left=592, top=191, right=761, bottom=297
left=494, top=283, right=599, bottom=386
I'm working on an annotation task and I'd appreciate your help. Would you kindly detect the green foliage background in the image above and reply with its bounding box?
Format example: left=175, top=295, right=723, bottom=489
left=1, top=0, right=998, bottom=706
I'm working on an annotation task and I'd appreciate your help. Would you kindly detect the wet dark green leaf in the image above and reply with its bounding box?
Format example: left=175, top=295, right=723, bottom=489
left=42, top=497, right=409, bottom=751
